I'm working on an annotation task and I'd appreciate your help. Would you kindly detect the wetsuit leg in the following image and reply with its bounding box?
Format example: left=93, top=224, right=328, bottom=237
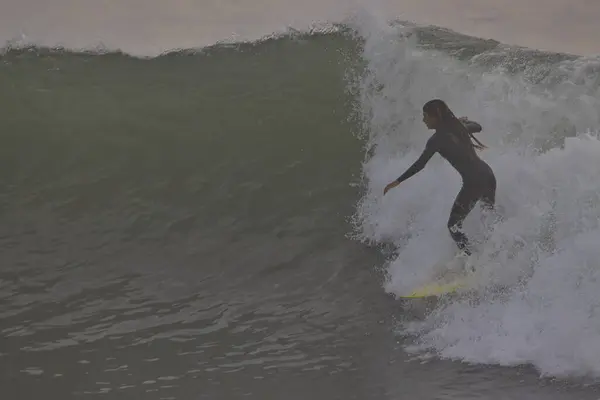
left=480, top=173, right=496, bottom=211
left=447, top=185, right=480, bottom=255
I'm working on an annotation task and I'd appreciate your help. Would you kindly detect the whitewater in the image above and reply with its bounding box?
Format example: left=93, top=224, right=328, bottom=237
left=349, top=13, right=600, bottom=378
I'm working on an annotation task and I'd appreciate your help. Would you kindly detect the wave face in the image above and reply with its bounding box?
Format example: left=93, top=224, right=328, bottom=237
left=0, top=31, right=382, bottom=399
left=349, top=15, right=600, bottom=379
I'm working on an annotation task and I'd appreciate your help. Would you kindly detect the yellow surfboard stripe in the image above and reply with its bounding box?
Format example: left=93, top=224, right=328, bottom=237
left=401, top=275, right=473, bottom=298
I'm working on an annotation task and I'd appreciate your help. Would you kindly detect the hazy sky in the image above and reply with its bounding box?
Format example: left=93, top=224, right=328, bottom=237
left=2, top=0, right=600, bottom=56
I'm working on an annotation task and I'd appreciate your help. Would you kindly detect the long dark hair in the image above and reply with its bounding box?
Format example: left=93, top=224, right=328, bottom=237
left=423, top=99, right=486, bottom=151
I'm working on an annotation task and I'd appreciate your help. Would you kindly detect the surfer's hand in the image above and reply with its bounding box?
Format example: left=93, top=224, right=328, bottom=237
left=383, top=181, right=399, bottom=195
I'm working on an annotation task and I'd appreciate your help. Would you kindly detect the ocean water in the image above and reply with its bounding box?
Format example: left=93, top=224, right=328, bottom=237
left=3, top=2, right=600, bottom=399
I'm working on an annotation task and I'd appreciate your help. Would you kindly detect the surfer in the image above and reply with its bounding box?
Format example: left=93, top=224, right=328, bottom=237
left=383, top=99, right=497, bottom=258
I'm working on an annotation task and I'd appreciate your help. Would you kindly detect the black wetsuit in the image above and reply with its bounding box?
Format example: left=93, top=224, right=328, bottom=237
left=396, top=121, right=496, bottom=255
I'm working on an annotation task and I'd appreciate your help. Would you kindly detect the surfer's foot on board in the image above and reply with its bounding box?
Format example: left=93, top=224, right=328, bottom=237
left=447, top=251, right=468, bottom=270
left=444, top=251, right=477, bottom=276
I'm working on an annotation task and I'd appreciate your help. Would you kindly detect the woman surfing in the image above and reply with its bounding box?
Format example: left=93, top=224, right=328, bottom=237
left=384, top=99, right=497, bottom=260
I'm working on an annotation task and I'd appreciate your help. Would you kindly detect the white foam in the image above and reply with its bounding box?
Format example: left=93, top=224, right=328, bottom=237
left=349, top=14, right=600, bottom=378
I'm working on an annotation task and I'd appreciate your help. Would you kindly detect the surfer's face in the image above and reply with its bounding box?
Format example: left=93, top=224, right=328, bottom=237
left=423, top=111, right=438, bottom=129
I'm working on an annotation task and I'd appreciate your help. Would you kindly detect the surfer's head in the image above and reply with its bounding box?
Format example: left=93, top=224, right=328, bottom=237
left=423, top=99, right=486, bottom=150
left=422, top=99, right=453, bottom=129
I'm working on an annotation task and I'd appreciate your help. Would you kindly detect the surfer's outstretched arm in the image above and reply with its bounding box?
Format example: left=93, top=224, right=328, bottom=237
left=395, top=136, right=438, bottom=184
left=383, top=136, right=438, bottom=194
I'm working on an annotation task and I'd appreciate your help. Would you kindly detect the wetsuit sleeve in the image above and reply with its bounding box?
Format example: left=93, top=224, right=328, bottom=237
left=396, top=136, right=438, bottom=184
left=462, top=120, right=482, bottom=133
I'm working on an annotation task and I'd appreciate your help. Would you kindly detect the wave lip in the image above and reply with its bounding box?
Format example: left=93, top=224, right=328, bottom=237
left=0, top=0, right=357, bottom=57
left=4, top=1, right=600, bottom=57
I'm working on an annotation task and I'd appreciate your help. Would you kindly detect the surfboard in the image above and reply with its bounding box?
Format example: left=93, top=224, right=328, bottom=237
left=400, top=270, right=476, bottom=299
